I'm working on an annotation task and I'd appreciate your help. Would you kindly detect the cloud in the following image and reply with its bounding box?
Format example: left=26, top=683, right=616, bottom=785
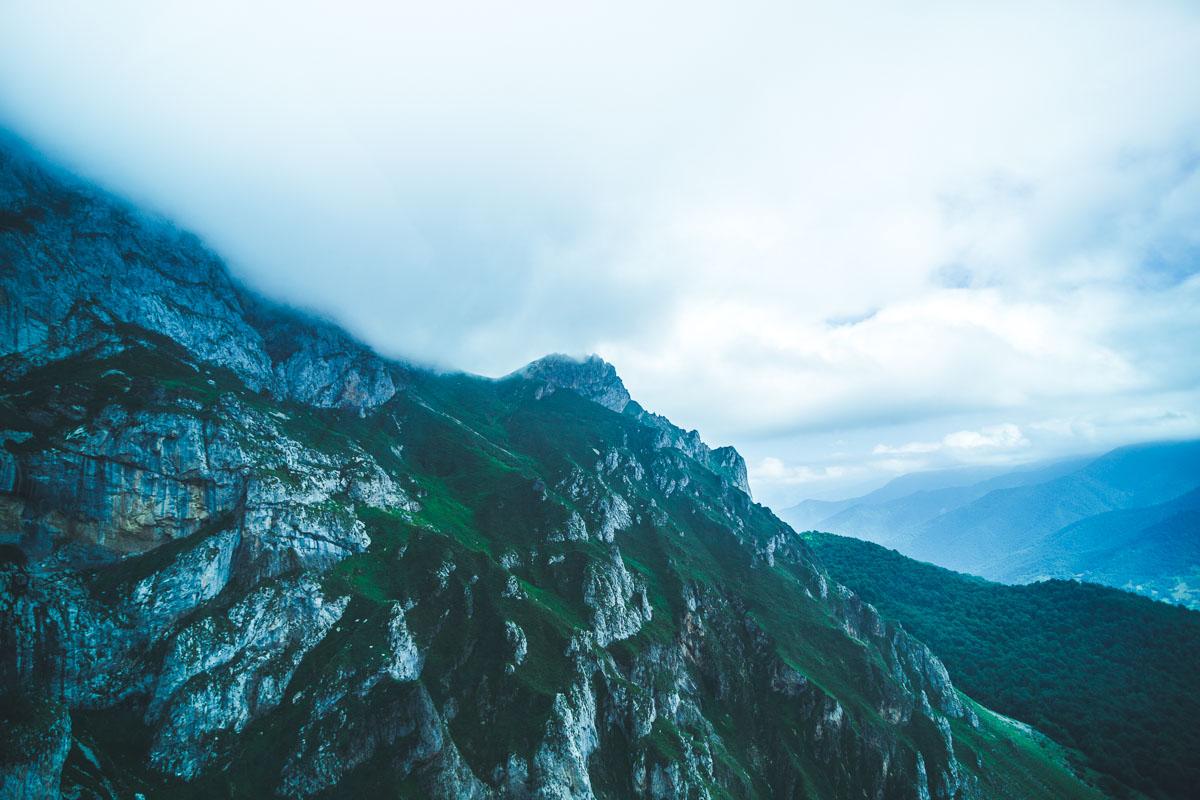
left=599, top=289, right=1142, bottom=443
left=944, top=424, right=1030, bottom=451
left=871, top=442, right=942, bottom=456
left=1, top=0, right=1198, bottom=510
left=875, top=423, right=1031, bottom=457
left=749, top=457, right=859, bottom=487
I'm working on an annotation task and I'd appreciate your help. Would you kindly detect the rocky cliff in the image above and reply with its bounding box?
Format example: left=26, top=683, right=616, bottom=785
left=0, top=136, right=1106, bottom=799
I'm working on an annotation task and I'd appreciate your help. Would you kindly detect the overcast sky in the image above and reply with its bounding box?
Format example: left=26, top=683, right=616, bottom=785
left=3, top=1, right=1199, bottom=509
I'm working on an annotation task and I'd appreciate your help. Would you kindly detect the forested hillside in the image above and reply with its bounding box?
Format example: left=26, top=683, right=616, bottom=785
left=804, top=531, right=1200, bottom=799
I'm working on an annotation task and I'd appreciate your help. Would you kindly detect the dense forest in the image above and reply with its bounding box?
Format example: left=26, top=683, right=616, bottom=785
left=803, top=531, right=1200, bottom=799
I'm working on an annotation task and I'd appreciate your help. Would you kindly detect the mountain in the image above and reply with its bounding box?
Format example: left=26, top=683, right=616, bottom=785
left=902, top=441, right=1200, bottom=587
left=804, top=531, right=1200, bottom=800
left=1000, top=488, right=1200, bottom=608
left=782, top=445, right=1200, bottom=609
left=784, top=464, right=1030, bottom=531
left=780, top=458, right=1092, bottom=547
left=0, top=138, right=1109, bottom=798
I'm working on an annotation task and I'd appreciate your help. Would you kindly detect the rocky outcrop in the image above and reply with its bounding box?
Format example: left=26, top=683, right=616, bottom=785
left=147, top=575, right=349, bottom=778
left=532, top=668, right=602, bottom=799
left=511, top=353, right=631, bottom=413
left=279, top=679, right=488, bottom=799
left=511, top=354, right=753, bottom=498
left=625, top=401, right=753, bottom=497
left=583, top=546, right=652, bottom=647
left=248, top=302, right=403, bottom=410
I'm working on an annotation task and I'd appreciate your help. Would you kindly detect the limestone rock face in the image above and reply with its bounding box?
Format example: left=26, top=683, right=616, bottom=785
left=511, top=354, right=753, bottom=499
left=511, top=354, right=632, bottom=413
left=583, top=546, right=652, bottom=647
left=250, top=305, right=403, bottom=410
left=625, top=401, right=753, bottom=497
left=0, top=134, right=1098, bottom=800
left=0, top=141, right=272, bottom=392
left=147, top=575, right=350, bottom=779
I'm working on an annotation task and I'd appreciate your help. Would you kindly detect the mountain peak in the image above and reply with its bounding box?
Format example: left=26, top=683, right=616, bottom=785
left=510, top=353, right=631, bottom=413
left=512, top=355, right=756, bottom=497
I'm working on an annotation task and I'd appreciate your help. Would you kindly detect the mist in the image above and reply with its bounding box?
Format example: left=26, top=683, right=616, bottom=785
left=3, top=0, right=1199, bottom=507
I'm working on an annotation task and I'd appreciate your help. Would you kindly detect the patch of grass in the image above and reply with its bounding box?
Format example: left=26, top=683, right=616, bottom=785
left=951, top=697, right=1108, bottom=800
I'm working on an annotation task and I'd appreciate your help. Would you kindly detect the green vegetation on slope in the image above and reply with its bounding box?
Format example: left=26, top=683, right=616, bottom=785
left=804, top=531, right=1200, bottom=799
left=298, top=375, right=1107, bottom=799
left=1, top=327, right=1111, bottom=798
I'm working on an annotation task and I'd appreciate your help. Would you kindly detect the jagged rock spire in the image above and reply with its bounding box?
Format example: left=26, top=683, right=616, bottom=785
left=509, top=353, right=632, bottom=413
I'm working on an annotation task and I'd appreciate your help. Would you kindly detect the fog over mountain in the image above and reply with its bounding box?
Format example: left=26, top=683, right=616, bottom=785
left=5, top=6, right=1200, bottom=798
left=0, top=139, right=1112, bottom=799
left=2, top=1, right=1199, bottom=508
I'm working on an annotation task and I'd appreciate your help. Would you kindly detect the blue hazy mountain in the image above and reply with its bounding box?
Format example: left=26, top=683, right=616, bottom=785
left=782, top=441, right=1200, bottom=609
left=780, top=457, right=1091, bottom=546
left=1001, top=487, right=1200, bottom=608
left=903, top=441, right=1200, bottom=587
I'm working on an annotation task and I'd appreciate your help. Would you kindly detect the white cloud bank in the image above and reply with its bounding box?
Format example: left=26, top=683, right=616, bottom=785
left=1, top=0, right=1198, bottom=509
left=875, top=423, right=1030, bottom=458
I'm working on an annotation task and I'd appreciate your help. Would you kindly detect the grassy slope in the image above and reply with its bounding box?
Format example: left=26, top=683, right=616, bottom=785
left=804, top=530, right=1200, bottom=799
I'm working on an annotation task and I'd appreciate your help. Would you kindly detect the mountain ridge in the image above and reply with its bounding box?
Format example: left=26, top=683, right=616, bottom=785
left=780, top=457, right=1094, bottom=540
left=0, top=132, right=1108, bottom=799
left=903, top=440, right=1200, bottom=583
left=1001, top=487, right=1200, bottom=607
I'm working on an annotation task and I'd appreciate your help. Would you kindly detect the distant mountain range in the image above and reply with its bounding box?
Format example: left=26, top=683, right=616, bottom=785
left=781, top=440, right=1200, bottom=609
left=1001, top=486, right=1200, bottom=606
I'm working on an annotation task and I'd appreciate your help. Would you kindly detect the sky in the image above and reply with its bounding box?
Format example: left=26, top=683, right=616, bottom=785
left=2, top=1, right=1199, bottom=509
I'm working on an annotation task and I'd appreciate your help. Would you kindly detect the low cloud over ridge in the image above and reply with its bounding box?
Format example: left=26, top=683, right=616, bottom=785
left=2, top=0, right=1198, bottom=507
